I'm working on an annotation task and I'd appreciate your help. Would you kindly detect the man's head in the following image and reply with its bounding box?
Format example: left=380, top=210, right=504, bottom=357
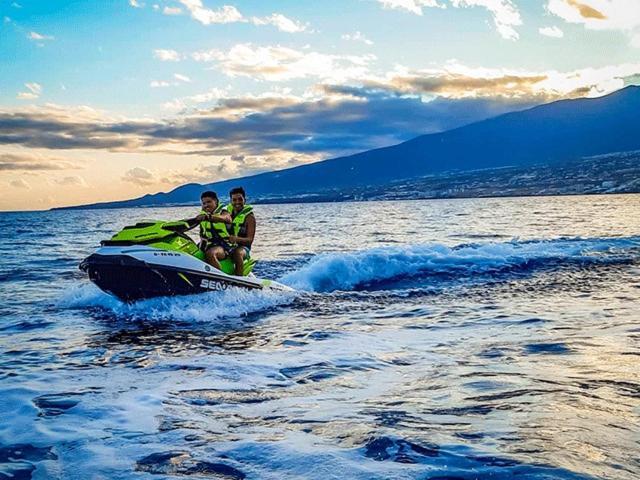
left=200, top=191, right=218, bottom=213
left=229, top=187, right=246, bottom=212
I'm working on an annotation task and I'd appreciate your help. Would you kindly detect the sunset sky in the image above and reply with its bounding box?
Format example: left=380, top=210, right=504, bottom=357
left=1, top=0, right=639, bottom=211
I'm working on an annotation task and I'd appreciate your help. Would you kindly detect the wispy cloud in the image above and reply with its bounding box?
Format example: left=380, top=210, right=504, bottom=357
left=192, top=44, right=375, bottom=82
left=150, top=80, right=171, bottom=88
left=52, top=175, right=88, bottom=187
left=163, top=6, right=182, bottom=15
left=378, top=0, right=443, bottom=15
left=342, top=31, right=374, bottom=45
left=175, top=0, right=309, bottom=32
left=122, top=167, right=155, bottom=186
left=177, top=0, right=242, bottom=25
left=28, top=31, right=54, bottom=41
left=377, top=0, right=522, bottom=40
left=129, top=0, right=143, bottom=8
left=539, top=25, right=564, bottom=37
left=150, top=74, right=191, bottom=88
left=251, top=14, right=309, bottom=33
left=174, top=73, right=191, bottom=83
left=450, top=0, right=522, bottom=40
left=153, top=49, right=181, bottom=61
left=0, top=152, right=81, bottom=171
left=9, top=178, right=30, bottom=189
left=17, top=82, right=42, bottom=100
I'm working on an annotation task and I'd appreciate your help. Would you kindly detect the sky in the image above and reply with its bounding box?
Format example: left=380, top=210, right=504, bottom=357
left=1, top=0, right=639, bottom=211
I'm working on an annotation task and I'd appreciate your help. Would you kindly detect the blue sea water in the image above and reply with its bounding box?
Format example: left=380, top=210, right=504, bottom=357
left=0, top=194, right=639, bottom=480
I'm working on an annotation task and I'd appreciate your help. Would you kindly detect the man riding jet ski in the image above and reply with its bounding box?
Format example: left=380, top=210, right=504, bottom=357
left=79, top=188, right=291, bottom=303
left=193, top=188, right=255, bottom=276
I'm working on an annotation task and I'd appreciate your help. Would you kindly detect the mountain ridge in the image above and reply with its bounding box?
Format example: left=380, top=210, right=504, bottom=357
left=56, top=85, right=640, bottom=210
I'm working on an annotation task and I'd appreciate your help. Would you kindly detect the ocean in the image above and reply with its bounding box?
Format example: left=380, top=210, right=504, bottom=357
left=0, top=194, right=639, bottom=479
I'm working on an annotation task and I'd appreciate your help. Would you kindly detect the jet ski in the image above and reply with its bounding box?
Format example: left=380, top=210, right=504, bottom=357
left=79, top=220, right=292, bottom=302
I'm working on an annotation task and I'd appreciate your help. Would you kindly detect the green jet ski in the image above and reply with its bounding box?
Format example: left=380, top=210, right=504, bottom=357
left=79, top=220, right=292, bottom=303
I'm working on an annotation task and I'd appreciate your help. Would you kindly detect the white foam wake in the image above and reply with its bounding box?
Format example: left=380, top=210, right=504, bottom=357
left=58, top=283, right=297, bottom=323
left=280, top=236, right=640, bottom=292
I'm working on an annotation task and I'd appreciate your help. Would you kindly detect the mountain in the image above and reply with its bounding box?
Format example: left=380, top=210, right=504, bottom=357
left=61, top=85, right=640, bottom=209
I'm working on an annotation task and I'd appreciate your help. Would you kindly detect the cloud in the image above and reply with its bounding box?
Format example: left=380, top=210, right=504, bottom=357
left=377, top=0, right=522, bottom=40
left=150, top=74, right=191, bottom=88
left=52, top=175, right=88, bottom=187
left=150, top=80, right=171, bottom=88
left=450, top=0, right=522, bottom=40
left=192, top=43, right=375, bottom=82
left=28, top=31, right=54, bottom=41
left=251, top=14, right=309, bottom=33
left=129, top=0, right=143, bottom=7
left=10, top=178, right=30, bottom=189
left=342, top=31, right=374, bottom=45
left=0, top=152, right=81, bottom=171
left=122, top=167, right=155, bottom=186
left=163, top=6, right=182, bottom=15
left=153, top=49, right=181, bottom=61
left=1, top=62, right=638, bottom=164
left=174, top=73, right=191, bottom=83
left=539, top=26, right=564, bottom=37
left=177, top=0, right=243, bottom=25
left=546, top=0, right=640, bottom=46
left=173, top=1, right=309, bottom=32
left=378, top=0, right=442, bottom=15
left=163, top=87, right=229, bottom=110
left=0, top=104, right=150, bottom=150
left=17, top=82, right=42, bottom=100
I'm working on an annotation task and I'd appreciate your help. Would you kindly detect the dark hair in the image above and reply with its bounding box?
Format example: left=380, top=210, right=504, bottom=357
left=229, top=187, right=246, bottom=198
left=200, top=191, right=218, bottom=201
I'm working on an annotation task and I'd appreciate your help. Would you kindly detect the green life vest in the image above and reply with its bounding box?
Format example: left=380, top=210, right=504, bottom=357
left=226, top=204, right=253, bottom=238
left=199, top=204, right=229, bottom=242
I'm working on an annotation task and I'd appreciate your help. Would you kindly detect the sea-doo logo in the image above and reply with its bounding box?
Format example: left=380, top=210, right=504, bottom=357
left=200, top=279, right=229, bottom=291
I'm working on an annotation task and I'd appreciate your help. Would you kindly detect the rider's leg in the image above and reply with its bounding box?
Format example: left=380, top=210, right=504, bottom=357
left=231, top=247, right=246, bottom=276
left=205, top=246, right=226, bottom=271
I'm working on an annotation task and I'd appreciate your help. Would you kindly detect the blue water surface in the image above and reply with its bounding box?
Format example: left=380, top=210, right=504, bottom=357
left=0, top=194, right=639, bottom=479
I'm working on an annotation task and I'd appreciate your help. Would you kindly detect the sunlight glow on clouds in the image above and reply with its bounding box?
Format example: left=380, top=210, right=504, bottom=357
left=546, top=0, right=640, bottom=46
left=192, top=44, right=375, bottom=82
left=122, top=166, right=155, bottom=186
left=0, top=152, right=81, bottom=171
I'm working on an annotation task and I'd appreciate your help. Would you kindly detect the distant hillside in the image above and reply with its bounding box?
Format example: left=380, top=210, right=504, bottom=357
left=58, top=85, right=640, bottom=210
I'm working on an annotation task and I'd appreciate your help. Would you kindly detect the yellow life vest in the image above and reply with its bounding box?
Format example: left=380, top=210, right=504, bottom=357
left=199, top=204, right=229, bottom=242
left=226, top=204, right=253, bottom=238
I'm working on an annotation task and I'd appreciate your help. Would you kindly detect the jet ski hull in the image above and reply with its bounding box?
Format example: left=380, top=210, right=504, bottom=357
left=80, top=246, right=289, bottom=302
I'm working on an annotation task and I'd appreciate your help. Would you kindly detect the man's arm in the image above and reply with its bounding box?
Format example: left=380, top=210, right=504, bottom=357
left=181, top=213, right=207, bottom=229
left=229, top=213, right=255, bottom=247
left=182, top=211, right=230, bottom=229
left=210, top=211, right=232, bottom=223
